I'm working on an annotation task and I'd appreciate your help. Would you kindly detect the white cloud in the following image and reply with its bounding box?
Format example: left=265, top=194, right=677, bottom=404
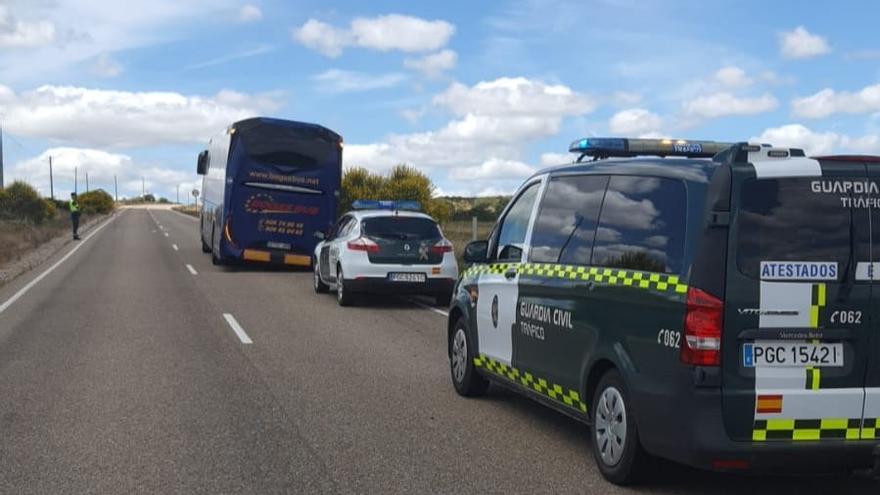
left=293, top=14, right=454, bottom=58
left=682, top=92, right=778, bottom=119
left=0, top=1, right=236, bottom=84
left=404, top=49, right=457, bottom=78
left=0, top=5, right=56, bottom=48
left=0, top=85, right=281, bottom=148
left=753, top=124, right=880, bottom=156
left=312, top=69, right=407, bottom=93
left=791, top=84, right=880, bottom=119
left=345, top=77, right=595, bottom=192
left=433, top=77, right=595, bottom=117
left=779, top=26, right=830, bottom=59
left=291, top=19, right=348, bottom=57
left=91, top=52, right=122, bottom=77
left=239, top=4, right=262, bottom=22
left=8, top=147, right=200, bottom=200
left=713, top=66, right=752, bottom=88
left=448, top=158, right=535, bottom=181
left=539, top=152, right=571, bottom=167
left=609, top=108, right=663, bottom=135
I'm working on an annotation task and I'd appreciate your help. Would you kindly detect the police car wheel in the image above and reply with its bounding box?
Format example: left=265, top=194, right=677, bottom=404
left=590, top=370, right=647, bottom=485
left=449, top=317, right=489, bottom=397
left=314, top=259, right=329, bottom=293
left=336, top=266, right=355, bottom=306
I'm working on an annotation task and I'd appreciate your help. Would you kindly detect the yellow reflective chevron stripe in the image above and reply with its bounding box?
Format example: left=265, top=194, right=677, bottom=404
left=462, top=262, right=687, bottom=295
left=810, top=283, right=826, bottom=328
left=473, top=354, right=587, bottom=414
left=752, top=418, right=877, bottom=441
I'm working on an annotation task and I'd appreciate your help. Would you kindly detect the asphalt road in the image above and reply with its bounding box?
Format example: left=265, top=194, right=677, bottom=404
left=0, top=207, right=877, bottom=494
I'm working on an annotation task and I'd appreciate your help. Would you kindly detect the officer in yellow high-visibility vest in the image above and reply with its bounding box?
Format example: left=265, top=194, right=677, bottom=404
left=69, top=192, right=81, bottom=240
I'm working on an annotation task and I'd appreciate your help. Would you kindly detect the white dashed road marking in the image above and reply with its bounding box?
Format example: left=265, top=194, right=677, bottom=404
left=172, top=244, right=179, bottom=251
left=186, top=264, right=198, bottom=275
left=223, top=313, right=253, bottom=344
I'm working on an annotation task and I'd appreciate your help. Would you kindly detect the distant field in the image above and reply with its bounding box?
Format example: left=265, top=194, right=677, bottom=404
left=441, top=219, right=493, bottom=263
left=172, top=205, right=199, bottom=218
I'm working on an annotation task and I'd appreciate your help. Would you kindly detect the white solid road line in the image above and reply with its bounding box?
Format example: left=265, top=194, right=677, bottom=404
left=172, top=244, right=179, bottom=251
left=0, top=213, right=118, bottom=316
left=409, top=298, right=449, bottom=317
left=186, top=264, right=198, bottom=275
left=223, top=313, right=253, bottom=344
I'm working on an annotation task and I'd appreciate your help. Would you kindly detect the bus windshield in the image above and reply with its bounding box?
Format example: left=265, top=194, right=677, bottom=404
left=239, top=124, right=339, bottom=170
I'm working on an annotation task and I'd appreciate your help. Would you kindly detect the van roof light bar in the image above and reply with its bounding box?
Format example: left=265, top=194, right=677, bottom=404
left=568, top=137, right=735, bottom=162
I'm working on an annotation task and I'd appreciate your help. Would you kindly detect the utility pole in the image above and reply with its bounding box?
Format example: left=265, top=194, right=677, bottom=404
left=74, top=166, right=78, bottom=194
left=176, top=184, right=180, bottom=204
left=114, top=175, right=118, bottom=202
left=85, top=172, right=89, bottom=193
left=49, top=155, right=54, bottom=199
left=142, top=177, right=145, bottom=200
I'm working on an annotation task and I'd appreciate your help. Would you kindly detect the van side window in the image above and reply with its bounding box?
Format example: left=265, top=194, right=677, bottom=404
left=530, top=175, right=608, bottom=264
left=591, top=176, right=686, bottom=274
left=494, top=182, right=540, bottom=262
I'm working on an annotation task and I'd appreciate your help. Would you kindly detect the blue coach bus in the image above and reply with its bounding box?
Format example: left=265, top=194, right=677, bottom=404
left=196, top=117, right=343, bottom=266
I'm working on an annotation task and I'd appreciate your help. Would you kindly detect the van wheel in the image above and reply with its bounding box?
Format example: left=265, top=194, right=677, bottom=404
left=314, top=258, right=329, bottom=293
left=590, top=369, right=647, bottom=486
left=336, top=266, right=355, bottom=306
left=449, top=316, right=489, bottom=397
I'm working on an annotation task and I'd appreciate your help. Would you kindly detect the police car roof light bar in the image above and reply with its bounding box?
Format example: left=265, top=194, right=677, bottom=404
left=569, top=137, right=735, bottom=162
left=351, top=199, right=422, bottom=211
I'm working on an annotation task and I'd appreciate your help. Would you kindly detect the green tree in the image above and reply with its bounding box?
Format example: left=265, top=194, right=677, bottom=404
left=340, top=164, right=451, bottom=223
left=0, top=181, right=53, bottom=223
left=77, top=189, right=115, bottom=214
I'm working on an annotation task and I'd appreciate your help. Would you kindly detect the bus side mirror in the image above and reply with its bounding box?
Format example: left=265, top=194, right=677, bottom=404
left=463, top=240, right=489, bottom=264
left=196, top=150, right=208, bottom=175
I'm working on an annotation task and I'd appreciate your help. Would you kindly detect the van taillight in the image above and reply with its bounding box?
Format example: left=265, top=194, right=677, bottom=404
left=347, top=237, right=380, bottom=253
left=681, top=287, right=723, bottom=366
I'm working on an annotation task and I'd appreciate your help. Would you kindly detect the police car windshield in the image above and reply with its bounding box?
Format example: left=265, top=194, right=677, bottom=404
left=362, top=216, right=441, bottom=241
left=736, top=178, right=869, bottom=279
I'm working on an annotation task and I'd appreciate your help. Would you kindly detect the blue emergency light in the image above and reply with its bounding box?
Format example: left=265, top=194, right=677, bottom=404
left=352, top=199, right=422, bottom=211
left=569, top=137, right=734, bottom=162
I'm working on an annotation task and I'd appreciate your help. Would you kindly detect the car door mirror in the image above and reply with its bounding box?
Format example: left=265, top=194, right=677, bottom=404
left=463, top=240, right=489, bottom=264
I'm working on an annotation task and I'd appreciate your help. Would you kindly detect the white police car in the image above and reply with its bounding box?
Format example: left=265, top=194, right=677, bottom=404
left=313, top=200, right=458, bottom=306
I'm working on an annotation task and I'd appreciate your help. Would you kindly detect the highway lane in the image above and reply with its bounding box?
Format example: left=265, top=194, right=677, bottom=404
left=0, top=206, right=876, bottom=494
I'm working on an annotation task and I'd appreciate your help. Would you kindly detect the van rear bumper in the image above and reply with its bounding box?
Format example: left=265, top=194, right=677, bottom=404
left=642, top=384, right=879, bottom=473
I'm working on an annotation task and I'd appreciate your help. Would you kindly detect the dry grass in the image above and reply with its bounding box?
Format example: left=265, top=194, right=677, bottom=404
left=441, top=219, right=494, bottom=263
left=0, top=216, right=72, bottom=265
left=172, top=205, right=200, bottom=218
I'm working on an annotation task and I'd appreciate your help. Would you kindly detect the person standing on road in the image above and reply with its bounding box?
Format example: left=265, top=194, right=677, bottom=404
left=69, top=192, right=81, bottom=240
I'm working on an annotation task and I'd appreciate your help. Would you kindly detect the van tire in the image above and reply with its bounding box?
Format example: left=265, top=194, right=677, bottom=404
left=449, top=316, right=489, bottom=397
left=590, top=369, right=647, bottom=486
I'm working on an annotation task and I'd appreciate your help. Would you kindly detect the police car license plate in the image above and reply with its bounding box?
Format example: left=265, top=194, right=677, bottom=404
left=389, top=272, right=426, bottom=283
left=742, top=342, right=844, bottom=368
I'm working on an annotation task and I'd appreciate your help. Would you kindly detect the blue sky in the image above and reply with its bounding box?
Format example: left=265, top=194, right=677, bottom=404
left=1, top=0, right=879, bottom=200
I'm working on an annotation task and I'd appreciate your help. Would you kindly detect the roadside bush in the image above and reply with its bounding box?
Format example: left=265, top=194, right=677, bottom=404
left=340, top=165, right=451, bottom=223
left=77, top=189, right=114, bottom=214
left=0, top=181, right=53, bottom=223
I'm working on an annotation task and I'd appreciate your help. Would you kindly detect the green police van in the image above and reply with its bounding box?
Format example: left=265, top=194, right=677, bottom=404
left=446, top=137, right=880, bottom=484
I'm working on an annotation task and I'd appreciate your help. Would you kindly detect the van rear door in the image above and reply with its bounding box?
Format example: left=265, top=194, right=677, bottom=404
left=722, top=161, right=872, bottom=442
left=860, top=160, right=880, bottom=439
